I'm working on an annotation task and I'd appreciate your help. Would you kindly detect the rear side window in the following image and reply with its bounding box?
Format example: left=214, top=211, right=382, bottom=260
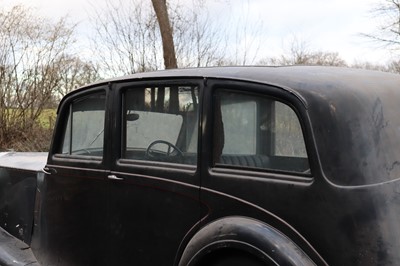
left=213, top=90, right=309, bottom=174
left=61, top=92, right=106, bottom=157
left=273, top=101, right=308, bottom=157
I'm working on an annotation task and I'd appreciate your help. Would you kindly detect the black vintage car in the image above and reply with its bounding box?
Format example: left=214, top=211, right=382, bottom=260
left=1, top=66, right=400, bottom=265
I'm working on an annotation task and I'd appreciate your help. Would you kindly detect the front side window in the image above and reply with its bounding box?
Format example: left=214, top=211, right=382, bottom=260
left=61, top=92, right=106, bottom=157
left=213, top=90, right=309, bottom=174
left=123, top=85, right=199, bottom=166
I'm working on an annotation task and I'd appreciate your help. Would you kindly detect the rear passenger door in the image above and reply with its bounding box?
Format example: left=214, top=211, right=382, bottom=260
left=106, top=80, right=202, bottom=265
left=200, top=79, right=313, bottom=234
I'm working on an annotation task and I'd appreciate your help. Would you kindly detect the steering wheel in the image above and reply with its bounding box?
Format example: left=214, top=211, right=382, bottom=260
left=145, top=140, right=183, bottom=161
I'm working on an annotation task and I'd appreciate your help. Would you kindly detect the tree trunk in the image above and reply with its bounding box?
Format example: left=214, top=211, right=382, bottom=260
left=151, top=0, right=177, bottom=69
left=151, top=0, right=179, bottom=114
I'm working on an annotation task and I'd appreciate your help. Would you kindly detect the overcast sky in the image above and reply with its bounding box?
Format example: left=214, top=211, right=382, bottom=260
left=2, top=0, right=394, bottom=64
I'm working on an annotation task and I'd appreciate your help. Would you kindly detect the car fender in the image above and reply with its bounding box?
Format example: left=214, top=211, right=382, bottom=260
left=178, top=216, right=316, bottom=266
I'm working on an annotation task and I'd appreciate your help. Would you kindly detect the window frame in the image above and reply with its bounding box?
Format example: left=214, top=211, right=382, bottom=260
left=50, top=86, right=110, bottom=168
left=113, top=79, right=203, bottom=174
left=207, top=80, right=313, bottom=180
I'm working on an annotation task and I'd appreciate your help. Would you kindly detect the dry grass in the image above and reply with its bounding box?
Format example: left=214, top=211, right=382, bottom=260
left=0, top=109, right=57, bottom=152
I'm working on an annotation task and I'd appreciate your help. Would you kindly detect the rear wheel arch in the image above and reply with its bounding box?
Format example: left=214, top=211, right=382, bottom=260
left=178, top=216, right=316, bottom=266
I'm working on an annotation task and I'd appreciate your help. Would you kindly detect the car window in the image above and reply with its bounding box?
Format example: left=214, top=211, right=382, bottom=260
left=123, top=85, right=199, bottom=165
left=274, top=101, right=308, bottom=157
left=213, top=90, right=309, bottom=174
left=61, top=92, right=106, bottom=157
left=221, top=100, right=257, bottom=154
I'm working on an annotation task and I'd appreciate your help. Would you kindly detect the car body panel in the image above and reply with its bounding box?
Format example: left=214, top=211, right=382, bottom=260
left=2, top=66, right=400, bottom=265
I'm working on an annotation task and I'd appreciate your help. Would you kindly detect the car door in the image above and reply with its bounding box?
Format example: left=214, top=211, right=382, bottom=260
left=192, top=80, right=323, bottom=264
left=105, top=80, right=203, bottom=265
left=37, top=87, right=110, bottom=266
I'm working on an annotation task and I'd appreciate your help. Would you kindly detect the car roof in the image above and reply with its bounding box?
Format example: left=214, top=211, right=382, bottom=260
left=99, top=65, right=396, bottom=84
left=74, top=66, right=400, bottom=109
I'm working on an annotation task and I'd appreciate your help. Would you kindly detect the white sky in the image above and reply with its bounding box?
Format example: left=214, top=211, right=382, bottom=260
left=1, top=0, right=395, bottom=65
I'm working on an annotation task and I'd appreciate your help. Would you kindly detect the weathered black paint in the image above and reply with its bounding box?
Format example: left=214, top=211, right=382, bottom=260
left=0, top=168, right=37, bottom=244
left=1, top=66, right=400, bottom=265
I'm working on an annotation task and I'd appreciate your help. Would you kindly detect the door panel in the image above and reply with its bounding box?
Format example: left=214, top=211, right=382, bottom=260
left=198, top=80, right=322, bottom=264
left=35, top=88, right=110, bottom=266
left=105, top=170, right=200, bottom=265
left=36, top=167, right=108, bottom=266
left=106, top=81, right=202, bottom=265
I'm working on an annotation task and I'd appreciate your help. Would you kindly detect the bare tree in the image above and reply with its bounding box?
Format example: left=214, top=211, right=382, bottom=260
left=258, top=37, right=347, bottom=66
left=363, top=0, right=400, bottom=50
left=228, top=1, right=264, bottom=65
left=387, top=59, right=400, bottom=72
left=264, top=51, right=347, bottom=66
left=0, top=5, right=97, bottom=151
left=90, top=0, right=162, bottom=76
left=171, top=2, right=227, bottom=67
left=351, top=59, right=400, bottom=74
left=55, top=56, right=101, bottom=99
left=90, top=0, right=228, bottom=75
